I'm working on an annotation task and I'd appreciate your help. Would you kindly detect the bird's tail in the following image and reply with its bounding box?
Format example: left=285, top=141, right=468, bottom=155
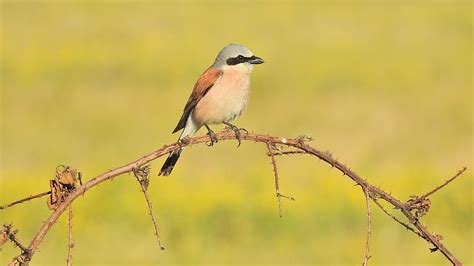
left=159, top=148, right=182, bottom=176
left=159, top=115, right=199, bottom=176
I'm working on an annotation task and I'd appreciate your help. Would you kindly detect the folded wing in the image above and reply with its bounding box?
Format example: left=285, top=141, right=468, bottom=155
left=172, top=67, right=223, bottom=133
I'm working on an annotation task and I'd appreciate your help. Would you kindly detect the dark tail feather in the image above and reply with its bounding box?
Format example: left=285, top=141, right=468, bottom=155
left=159, top=149, right=182, bottom=176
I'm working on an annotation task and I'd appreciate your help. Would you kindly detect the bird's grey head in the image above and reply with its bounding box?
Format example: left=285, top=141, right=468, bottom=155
left=212, top=44, right=264, bottom=69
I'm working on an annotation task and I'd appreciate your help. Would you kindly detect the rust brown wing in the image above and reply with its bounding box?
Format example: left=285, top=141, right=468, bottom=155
left=172, top=67, right=223, bottom=133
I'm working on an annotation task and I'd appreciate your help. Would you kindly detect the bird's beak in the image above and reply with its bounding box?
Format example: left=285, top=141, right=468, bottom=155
left=249, top=56, right=264, bottom=65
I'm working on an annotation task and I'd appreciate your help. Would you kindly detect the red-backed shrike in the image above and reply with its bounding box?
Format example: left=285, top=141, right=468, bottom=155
left=159, top=44, right=264, bottom=176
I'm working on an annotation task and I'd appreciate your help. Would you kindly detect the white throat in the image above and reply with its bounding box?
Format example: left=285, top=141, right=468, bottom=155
left=221, top=63, right=254, bottom=75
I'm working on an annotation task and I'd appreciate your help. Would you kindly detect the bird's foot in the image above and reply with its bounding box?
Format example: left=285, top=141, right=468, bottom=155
left=223, top=122, right=248, bottom=147
left=207, top=132, right=218, bottom=146
left=205, top=124, right=218, bottom=146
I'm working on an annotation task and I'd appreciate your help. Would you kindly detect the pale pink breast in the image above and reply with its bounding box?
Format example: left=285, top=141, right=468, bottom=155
left=193, top=69, right=250, bottom=125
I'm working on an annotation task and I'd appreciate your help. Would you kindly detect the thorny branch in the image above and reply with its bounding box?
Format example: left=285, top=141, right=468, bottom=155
left=1, top=225, right=29, bottom=254
left=406, top=167, right=467, bottom=214
left=372, top=198, right=427, bottom=241
left=268, top=149, right=307, bottom=156
left=266, top=142, right=295, bottom=217
left=0, top=131, right=467, bottom=265
left=0, top=192, right=51, bottom=210
left=361, top=186, right=372, bottom=266
left=67, top=206, right=73, bottom=266
left=419, top=167, right=466, bottom=200
left=132, top=165, right=165, bottom=250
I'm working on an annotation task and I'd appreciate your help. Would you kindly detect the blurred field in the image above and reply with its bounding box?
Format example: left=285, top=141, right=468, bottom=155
left=0, top=1, right=472, bottom=265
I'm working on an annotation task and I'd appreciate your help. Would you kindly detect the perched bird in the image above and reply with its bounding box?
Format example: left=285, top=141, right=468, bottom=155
left=159, top=44, right=264, bottom=176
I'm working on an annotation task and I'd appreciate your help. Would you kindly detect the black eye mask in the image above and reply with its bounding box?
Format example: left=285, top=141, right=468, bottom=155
left=226, top=55, right=259, bottom=65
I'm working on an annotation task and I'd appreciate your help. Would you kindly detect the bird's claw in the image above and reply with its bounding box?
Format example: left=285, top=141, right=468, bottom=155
left=204, top=124, right=218, bottom=147
left=206, top=131, right=218, bottom=146
left=224, top=123, right=247, bottom=147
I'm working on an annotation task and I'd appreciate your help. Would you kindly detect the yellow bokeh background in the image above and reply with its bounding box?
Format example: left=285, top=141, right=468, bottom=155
left=1, top=1, right=472, bottom=265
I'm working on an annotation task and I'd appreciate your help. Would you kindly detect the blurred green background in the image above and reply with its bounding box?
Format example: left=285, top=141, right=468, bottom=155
left=1, top=1, right=472, bottom=265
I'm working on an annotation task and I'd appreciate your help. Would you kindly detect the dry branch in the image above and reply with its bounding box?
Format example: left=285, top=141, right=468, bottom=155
left=2, top=131, right=466, bottom=265
left=361, top=186, right=372, bottom=266
left=1, top=225, right=29, bottom=254
left=0, top=192, right=51, bottom=210
left=133, top=165, right=165, bottom=250
left=404, top=168, right=466, bottom=221
left=372, top=198, right=427, bottom=241
left=266, top=142, right=295, bottom=217
left=67, top=206, right=73, bottom=266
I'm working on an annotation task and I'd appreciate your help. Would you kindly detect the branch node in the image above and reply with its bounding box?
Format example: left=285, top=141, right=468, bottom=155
left=276, top=192, right=296, bottom=201
left=296, top=135, right=313, bottom=144
left=133, top=165, right=151, bottom=191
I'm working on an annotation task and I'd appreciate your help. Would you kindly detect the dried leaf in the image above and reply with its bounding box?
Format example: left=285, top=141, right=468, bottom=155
left=407, top=196, right=431, bottom=218
left=47, top=165, right=81, bottom=210
left=0, top=229, right=8, bottom=249
left=133, top=165, right=151, bottom=191
left=47, top=180, right=61, bottom=210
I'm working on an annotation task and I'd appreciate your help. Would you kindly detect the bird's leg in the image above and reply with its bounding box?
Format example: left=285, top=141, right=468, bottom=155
left=223, top=122, right=248, bottom=147
left=204, top=124, right=218, bottom=146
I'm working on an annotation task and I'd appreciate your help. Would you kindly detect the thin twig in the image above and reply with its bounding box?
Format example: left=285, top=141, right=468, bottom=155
left=372, top=198, right=427, bottom=241
left=0, top=191, right=51, bottom=210
left=266, top=142, right=295, bottom=217
left=7, top=226, right=29, bottom=253
left=266, top=142, right=283, bottom=217
left=133, top=167, right=165, bottom=250
left=2, top=224, right=30, bottom=255
left=362, top=186, right=371, bottom=266
left=67, top=206, right=73, bottom=266
left=268, top=150, right=308, bottom=156
left=408, top=167, right=467, bottom=208
left=423, top=166, right=467, bottom=199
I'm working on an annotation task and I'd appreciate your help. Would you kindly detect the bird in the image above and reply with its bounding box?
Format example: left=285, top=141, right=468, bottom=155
left=159, top=43, right=264, bottom=176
